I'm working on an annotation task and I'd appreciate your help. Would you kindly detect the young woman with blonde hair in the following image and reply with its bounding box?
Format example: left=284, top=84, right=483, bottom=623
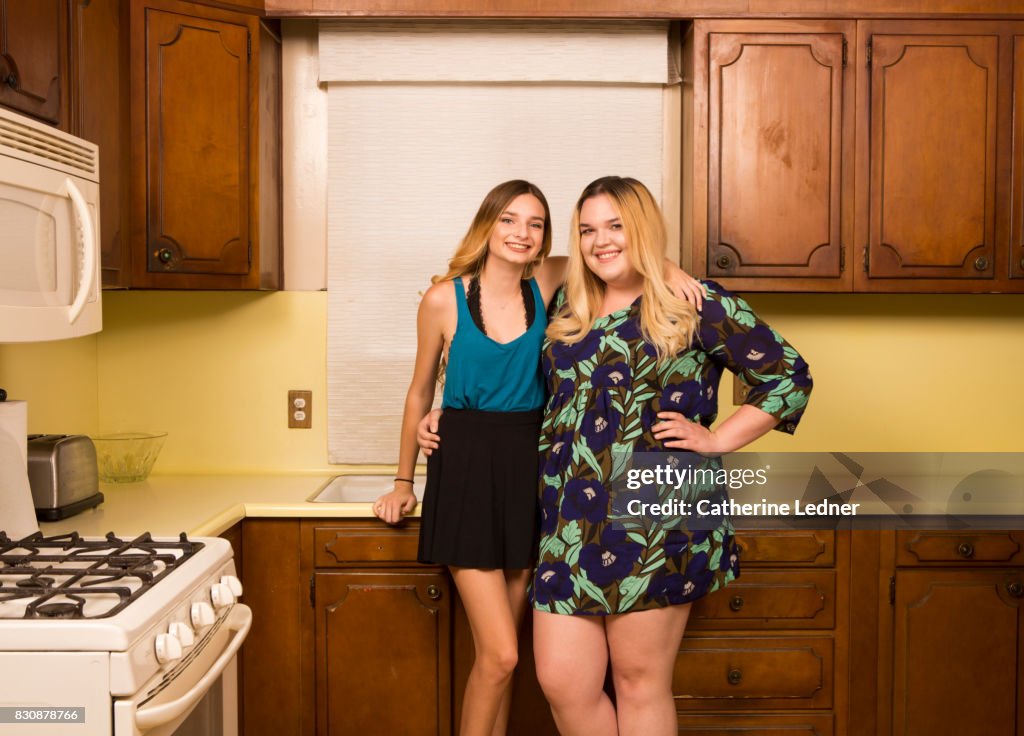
left=531, top=176, right=813, bottom=736
left=376, top=178, right=706, bottom=736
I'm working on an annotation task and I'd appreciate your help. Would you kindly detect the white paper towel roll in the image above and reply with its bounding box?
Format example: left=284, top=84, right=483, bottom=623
left=0, top=400, right=39, bottom=539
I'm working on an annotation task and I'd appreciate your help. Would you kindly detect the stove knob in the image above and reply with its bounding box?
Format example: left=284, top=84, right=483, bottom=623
left=191, top=601, right=216, bottom=629
left=210, top=582, right=235, bottom=610
left=220, top=575, right=243, bottom=597
left=155, top=633, right=183, bottom=664
left=169, top=621, right=195, bottom=647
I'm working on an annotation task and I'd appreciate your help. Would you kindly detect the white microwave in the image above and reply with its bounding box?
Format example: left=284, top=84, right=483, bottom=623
left=0, top=107, right=101, bottom=342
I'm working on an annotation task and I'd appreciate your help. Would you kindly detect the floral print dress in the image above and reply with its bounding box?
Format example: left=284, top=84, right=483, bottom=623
left=531, top=281, right=812, bottom=615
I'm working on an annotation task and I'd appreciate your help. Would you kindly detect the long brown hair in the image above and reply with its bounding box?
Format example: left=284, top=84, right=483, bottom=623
left=547, top=176, right=697, bottom=362
left=433, top=180, right=552, bottom=284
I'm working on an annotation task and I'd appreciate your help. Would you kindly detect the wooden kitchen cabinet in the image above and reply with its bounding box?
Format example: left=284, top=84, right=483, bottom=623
left=129, top=0, right=280, bottom=289
left=314, top=570, right=452, bottom=735
left=0, top=0, right=70, bottom=128
left=689, top=18, right=1024, bottom=293
left=238, top=519, right=881, bottom=735
left=879, top=529, right=1024, bottom=736
left=691, top=20, right=855, bottom=292
left=71, top=0, right=132, bottom=287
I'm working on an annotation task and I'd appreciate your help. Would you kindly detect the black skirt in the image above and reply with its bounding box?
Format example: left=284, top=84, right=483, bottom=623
left=418, top=408, right=541, bottom=569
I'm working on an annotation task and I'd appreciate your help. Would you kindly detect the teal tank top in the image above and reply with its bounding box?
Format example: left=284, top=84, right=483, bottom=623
left=442, top=277, right=546, bottom=412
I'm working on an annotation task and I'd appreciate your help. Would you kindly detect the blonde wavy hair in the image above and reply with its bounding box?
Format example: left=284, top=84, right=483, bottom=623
left=433, top=180, right=552, bottom=284
left=547, top=176, right=698, bottom=362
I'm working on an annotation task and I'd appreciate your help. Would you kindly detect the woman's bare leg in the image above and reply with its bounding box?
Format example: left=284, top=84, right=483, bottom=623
left=606, top=604, right=691, bottom=736
left=490, top=569, right=530, bottom=736
left=533, top=610, right=617, bottom=736
left=451, top=567, right=522, bottom=736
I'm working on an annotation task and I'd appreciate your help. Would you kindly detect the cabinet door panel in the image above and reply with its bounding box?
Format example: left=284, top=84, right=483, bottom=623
left=73, top=0, right=130, bottom=287
left=140, top=6, right=250, bottom=278
left=1013, top=36, right=1024, bottom=280
left=891, top=569, right=1024, bottom=736
left=708, top=31, right=846, bottom=282
left=868, top=34, right=998, bottom=280
left=315, top=571, right=451, bottom=736
left=735, top=530, right=835, bottom=567
left=0, top=0, right=68, bottom=126
left=674, top=636, right=833, bottom=710
left=689, top=571, right=835, bottom=630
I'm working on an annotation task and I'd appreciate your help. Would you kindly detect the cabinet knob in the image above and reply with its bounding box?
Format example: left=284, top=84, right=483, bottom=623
left=1019, top=255, right=1024, bottom=271
left=157, top=247, right=174, bottom=264
left=426, top=584, right=442, bottom=600
left=973, top=256, right=988, bottom=271
left=1007, top=581, right=1023, bottom=598
left=957, top=542, right=974, bottom=558
left=715, top=255, right=732, bottom=270
left=4, top=73, right=17, bottom=88
left=727, top=668, right=743, bottom=685
left=729, top=595, right=744, bottom=612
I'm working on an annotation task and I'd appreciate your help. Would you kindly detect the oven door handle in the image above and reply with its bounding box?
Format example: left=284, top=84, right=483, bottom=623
left=134, top=603, right=252, bottom=732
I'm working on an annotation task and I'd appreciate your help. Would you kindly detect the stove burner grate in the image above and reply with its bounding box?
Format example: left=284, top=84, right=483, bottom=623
left=0, top=531, right=204, bottom=620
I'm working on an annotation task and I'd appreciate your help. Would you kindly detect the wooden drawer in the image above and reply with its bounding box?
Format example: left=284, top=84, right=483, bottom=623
left=314, top=523, right=421, bottom=565
left=677, top=712, right=833, bottom=735
left=896, top=530, right=1024, bottom=566
left=674, top=636, right=833, bottom=710
left=735, top=530, right=835, bottom=567
left=689, top=571, right=835, bottom=630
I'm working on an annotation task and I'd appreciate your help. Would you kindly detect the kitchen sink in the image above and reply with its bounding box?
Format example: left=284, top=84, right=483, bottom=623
left=309, top=474, right=426, bottom=503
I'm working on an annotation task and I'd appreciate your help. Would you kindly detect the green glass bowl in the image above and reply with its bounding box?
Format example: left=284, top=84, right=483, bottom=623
left=91, top=432, right=168, bottom=483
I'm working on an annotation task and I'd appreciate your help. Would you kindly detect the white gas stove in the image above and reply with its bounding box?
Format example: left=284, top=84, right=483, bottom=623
left=0, top=531, right=251, bottom=736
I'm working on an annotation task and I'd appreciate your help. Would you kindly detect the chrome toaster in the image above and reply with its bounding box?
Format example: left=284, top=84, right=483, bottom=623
left=26, top=434, right=104, bottom=521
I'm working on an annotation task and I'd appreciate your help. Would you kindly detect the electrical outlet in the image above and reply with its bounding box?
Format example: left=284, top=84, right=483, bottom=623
left=288, top=390, right=312, bottom=428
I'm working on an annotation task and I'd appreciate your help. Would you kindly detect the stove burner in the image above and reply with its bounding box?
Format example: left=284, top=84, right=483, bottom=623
left=35, top=602, right=82, bottom=618
left=17, top=577, right=55, bottom=589
left=0, top=531, right=204, bottom=620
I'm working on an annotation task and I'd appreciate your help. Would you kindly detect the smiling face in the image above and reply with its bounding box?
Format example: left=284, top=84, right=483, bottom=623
left=578, top=193, right=641, bottom=288
left=486, top=193, right=546, bottom=269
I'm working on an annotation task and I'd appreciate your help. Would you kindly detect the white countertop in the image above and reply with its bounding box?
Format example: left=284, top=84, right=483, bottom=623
left=37, top=473, right=415, bottom=538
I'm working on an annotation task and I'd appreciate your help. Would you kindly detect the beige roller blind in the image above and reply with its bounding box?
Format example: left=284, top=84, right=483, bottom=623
left=323, top=22, right=672, bottom=464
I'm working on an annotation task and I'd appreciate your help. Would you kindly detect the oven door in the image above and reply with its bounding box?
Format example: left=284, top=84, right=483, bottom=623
left=113, top=604, right=251, bottom=736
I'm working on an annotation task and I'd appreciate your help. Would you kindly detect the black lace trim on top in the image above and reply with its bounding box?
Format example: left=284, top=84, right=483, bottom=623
left=467, top=276, right=536, bottom=338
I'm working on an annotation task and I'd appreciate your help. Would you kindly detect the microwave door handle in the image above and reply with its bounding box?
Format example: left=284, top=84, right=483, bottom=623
left=134, top=603, right=252, bottom=732
left=63, top=178, right=96, bottom=325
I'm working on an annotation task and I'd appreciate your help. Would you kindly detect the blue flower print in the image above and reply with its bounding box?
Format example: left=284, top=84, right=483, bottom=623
left=616, top=317, right=642, bottom=342
left=698, top=299, right=727, bottom=348
left=534, top=561, right=574, bottom=604
left=581, top=401, right=620, bottom=454
left=592, top=362, right=631, bottom=390
left=725, top=324, right=784, bottom=370
left=544, top=431, right=574, bottom=477
left=664, top=529, right=689, bottom=560
left=579, top=527, right=642, bottom=587
left=551, top=330, right=602, bottom=370
left=791, top=356, right=813, bottom=387
left=540, top=485, right=560, bottom=535
left=645, top=571, right=687, bottom=601
left=563, top=479, right=610, bottom=523
left=660, top=381, right=714, bottom=421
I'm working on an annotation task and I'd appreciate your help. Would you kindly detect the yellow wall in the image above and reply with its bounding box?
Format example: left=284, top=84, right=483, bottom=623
left=1, top=290, right=1022, bottom=474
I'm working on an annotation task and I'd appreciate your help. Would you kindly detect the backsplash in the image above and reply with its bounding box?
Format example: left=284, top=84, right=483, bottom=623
left=1, top=289, right=1022, bottom=474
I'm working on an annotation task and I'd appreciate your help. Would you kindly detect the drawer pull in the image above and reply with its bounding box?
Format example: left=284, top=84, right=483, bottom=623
left=426, top=584, right=442, bottom=600
left=727, top=668, right=743, bottom=685
left=729, top=595, right=744, bottom=612
left=957, top=542, right=975, bottom=559
left=1008, top=582, right=1023, bottom=598
left=973, top=255, right=989, bottom=271
left=716, top=255, right=732, bottom=270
